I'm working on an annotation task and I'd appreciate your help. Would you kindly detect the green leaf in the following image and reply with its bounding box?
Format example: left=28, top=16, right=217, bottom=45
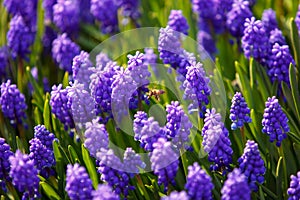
left=53, top=141, right=65, bottom=198
left=289, top=18, right=300, bottom=67
left=40, top=182, right=61, bottom=200
left=43, top=93, right=51, bottom=131
left=259, top=186, right=266, bottom=200
left=62, top=72, right=69, bottom=88
left=82, top=145, right=98, bottom=189
left=289, top=64, right=300, bottom=121
left=275, top=157, right=283, bottom=199
left=68, top=145, right=80, bottom=164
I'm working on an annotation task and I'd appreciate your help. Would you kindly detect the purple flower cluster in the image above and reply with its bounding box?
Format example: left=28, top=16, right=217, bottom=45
left=72, top=51, right=93, bottom=90
left=229, top=92, right=251, bottom=130
left=53, top=0, right=80, bottom=35
left=167, top=10, right=189, bottom=35
left=202, top=109, right=233, bottom=172
left=96, top=150, right=134, bottom=196
left=9, top=150, right=40, bottom=199
left=197, top=29, right=217, bottom=56
left=192, top=0, right=216, bottom=19
left=185, top=162, right=214, bottom=199
left=42, top=0, right=56, bottom=22
left=65, top=163, right=93, bottom=200
left=262, top=96, right=289, bottom=147
left=242, top=17, right=269, bottom=60
left=226, top=0, right=252, bottom=38
left=262, top=9, right=278, bottom=35
left=267, top=43, right=295, bottom=84
left=50, top=84, right=75, bottom=130
left=123, top=148, right=146, bottom=173
left=7, top=15, right=35, bottom=59
left=52, top=33, right=80, bottom=73
left=96, top=52, right=112, bottom=69
left=67, top=81, right=95, bottom=131
left=295, top=5, right=300, bottom=35
left=150, top=138, right=179, bottom=190
left=0, top=80, right=27, bottom=126
left=221, top=168, right=251, bottom=200
left=288, top=171, right=300, bottom=200
left=238, top=140, right=265, bottom=191
left=162, top=191, right=189, bottom=200
left=0, top=47, right=8, bottom=79
left=84, top=119, right=109, bottom=157
left=269, top=28, right=286, bottom=46
left=183, top=62, right=211, bottom=118
left=144, top=48, right=158, bottom=74
left=165, top=101, right=192, bottom=149
left=133, top=111, right=165, bottom=151
left=0, top=138, right=13, bottom=191
left=34, top=125, right=56, bottom=149
left=91, top=0, right=119, bottom=34
left=92, top=184, right=120, bottom=200
left=120, top=0, right=140, bottom=20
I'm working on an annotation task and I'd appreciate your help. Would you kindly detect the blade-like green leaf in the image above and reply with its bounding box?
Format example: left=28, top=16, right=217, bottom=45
left=40, top=182, right=61, bottom=200
left=289, top=64, right=300, bottom=121
left=82, top=144, right=98, bottom=189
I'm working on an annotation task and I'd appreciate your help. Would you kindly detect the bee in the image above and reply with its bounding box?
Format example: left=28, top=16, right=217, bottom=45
left=147, top=89, right=165, bottom=101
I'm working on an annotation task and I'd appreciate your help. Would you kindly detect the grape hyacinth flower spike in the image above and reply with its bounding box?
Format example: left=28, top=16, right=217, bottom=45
left=185, top=162, right=214, bottom=199
left=229, top=92, right=251, bottom=130
left=242, top=17, right=269, bottom=61
left=65, top=163, right=93, bottom=200
left=0, top=138, right=13, bottom=191
left=167, top=10, right=189, bottom=35
left=287, top=171, right=300, bottom=200
left=238, top=140, right=265, bottom=191
left=162, top=191, right=189, bottom=200
left=202, top=108, right=233, bottom=173
left=295, top=5, right=300, bottom=36
left=221, top=168, right=251, bottom=200
left=9, top=150, right=40, bottom=199
left=0, top=80, right=27, bottom=126
left=262, top=9, right=278, bottom=35
left=150, top=138, right=179, bottom=191
left=52, top=33, right=80, bottom=73
left=262, top=96, right=289, bottom=147
left=183, top=62, right=211, bottom=118
left=92, top=184, right=120, bottom=200
left=50, top=84, right=75, bottom=130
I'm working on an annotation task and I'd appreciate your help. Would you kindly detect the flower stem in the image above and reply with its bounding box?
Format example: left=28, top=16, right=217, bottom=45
left=136, top=174, right=151, bottom=200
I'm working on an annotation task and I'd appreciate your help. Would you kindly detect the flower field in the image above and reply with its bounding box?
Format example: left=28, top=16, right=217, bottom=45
left=0, top=0, right=300, bottom=199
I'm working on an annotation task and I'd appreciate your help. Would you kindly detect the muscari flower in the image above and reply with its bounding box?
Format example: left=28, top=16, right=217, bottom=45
left=242, top=17, right=269, bottom=61
left=123, top=148, right=146, bottom=173
left=183, top=62, right=211, bottom=118
left=262, top=9, right=278, bottom=35
left=192, top=0, right=216, bottom=19
left=197, top=29, right=217, bottom=56
left=92, top=184, right=120, bottom=200
left=0, top=46, right=8, bottom=79
left=229, top=92, right=251, bottom=130
left=269, top=28, right=286, bottom=46
left=42, top=0, right=56, bottom=22
left=67, top=81, right=95, bottom=131
left=96, top=52, right=112, bottom=69
left=144, top=48, right=158, bottom=75
left=238, top=140, right=265, bottom=191
left=119, top=0, right=140, bottom=20
left=91, top=0, right=119, bottom=34
left=0, top=138, right=13, bottom=191
left=167, top=10, right=189, bottom=35
left=226, top=0, right=252, bottom=38
left=42, top=26, right=57, bottom=53
left=165, top=101, right=192, bottom=149
left=53, top=0, right=80, bottom=35
left=72, top=51, right=93, bottom=90
left=84, top=118, right=109, bottom=157
left=262, top=96, right=289, bottom=147
left=267, top=43, right=295, bottom=84
left=161, top=191, right=189, bottom=200
left=221, top=168, right=251, bottom=200
left=50, top=84, right=75, bottom=130
left=52, top=33, right=80, bottom=73
left=133, top=111, right=166, bottom=151
left=287, top=171, right=300, bottom=200
left=150, top=138, right=179, bottom=190
left=202, top=108, right=233, bottom=172
left=65, top=163, right=93, bottom=200
left=9, top=150, right=40, bottom=199
left=185, top=162, right=214, bottom=200
left=7, top=15, right=35, bottom=59
left=34, top=125, right=56, bottom=149
left=0, top=80, right=27, bottom=126
left=96, top=150, right=134, bottom=197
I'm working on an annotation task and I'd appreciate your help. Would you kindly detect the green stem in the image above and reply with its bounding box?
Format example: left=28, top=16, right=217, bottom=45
left=7, top=182, right=20, bottom=200
left=278, top=146, right=288, bottom=200
left=136, top=175, right=151, bottom=200
left=180, top=149, right=188, bottom=177
left=240, top=126, right=246, bottom=145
